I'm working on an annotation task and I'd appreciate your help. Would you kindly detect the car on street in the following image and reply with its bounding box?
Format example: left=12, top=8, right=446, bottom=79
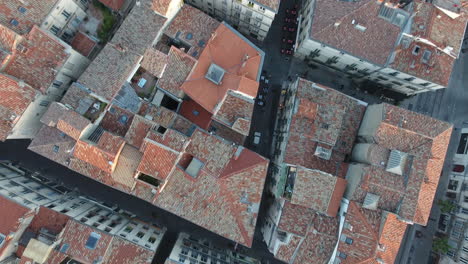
left=253, top=132, right=261, bottom=145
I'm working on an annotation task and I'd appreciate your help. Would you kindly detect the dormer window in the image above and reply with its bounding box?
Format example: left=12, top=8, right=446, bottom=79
left=412, top=46, right=420, bottom=55
left=386, top=150, right=408, bottom=175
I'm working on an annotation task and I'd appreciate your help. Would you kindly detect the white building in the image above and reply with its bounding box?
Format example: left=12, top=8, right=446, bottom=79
left=166, top=232, right=260, bottom=264
left=295, top=0, right=467, bottom=95
left=440, top=128, right=468, bottom=264
left=185, top=0, right=280, bottom=40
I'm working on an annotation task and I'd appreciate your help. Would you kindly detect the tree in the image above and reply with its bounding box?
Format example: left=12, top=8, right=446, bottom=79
left=432, top=237, right=451, bottom=254
left=438, top=199, right=456, bottom=213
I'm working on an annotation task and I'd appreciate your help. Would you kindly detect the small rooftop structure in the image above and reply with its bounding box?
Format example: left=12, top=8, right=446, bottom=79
left=205, top=63, right=226, bottom=85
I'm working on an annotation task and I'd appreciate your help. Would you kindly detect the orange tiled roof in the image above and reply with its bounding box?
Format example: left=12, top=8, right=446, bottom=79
left=137, top=139, right=179, bottom=180
left=181, top=23, right=262, bottom=113
left=71, top=31, right=97, bottom=57
left=348, top=103, right=452, bottom=225
left=290, top=167, right=346, bottom=217
left=0, top=73, right=36, bottom=141
left=0, top=0, right=57, bottom=35
left=0, top=196, right=32, bottom=256
left=3, top=26, right=68, bottom=93
left=284, top=79, right=365, bottom=176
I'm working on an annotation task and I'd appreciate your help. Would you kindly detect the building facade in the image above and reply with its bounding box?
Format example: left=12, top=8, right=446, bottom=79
left=166, top=233, right=260, bottom=264
left=0, top=161, right=166, bottom=263
left=439, top=128, right=468, bottom=264
left=295, top=0, right=467, bottom=95
left=185, top=0, right=279, bottom=40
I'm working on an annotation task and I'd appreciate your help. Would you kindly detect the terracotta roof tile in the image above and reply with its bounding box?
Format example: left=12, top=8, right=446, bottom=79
left=28, top=126, right=76, bottom=167
left=0, top=196, right=31, bottom=255
left=73, top=131, right=125, bottom=173
left=164, top=5, right=220, bottom=58
left=0, top=73, right=36, bottom=141
left=27, top=206, right=70, bottom=235
left=290, top=167, right=346, bottom=217
left=141, top=48, right=168, bottom=78
left=213, top=90, right=255, bottom=136
left=137, top=102, right=177, bottom=128
left=137, top=140, right=179, bottom=180
left=3, top=26, right=68, bottom=93
left=69, top=157, right=133, bottom=193
left=181, top=23, right=262, bottom=113
left=0, top=25, right=17, bottom=66
left=178, top=99, right=213, bottom=130
left=154, top=129, right=269, bottom=247
left=101, top=106, right=135, bottom=137
left=112, top=144, right=142, bottom=189
left=151, top=0, right=173, bottom=16
left=55, top=220, right=114, bottom=263
left=276, top=201, right=339, bottom=264
left=337, top=202, right=407, bottom=264
left=157, top=46, right=197, bottom=98
left=310, top=0, right=401, bottom=65
left=41, top=102, right=91, bottom=140
left=70, top=31, right=97, bottom=57
left=103, top=236, right=155, bottom=264
left=0, top=0, right=57, bottom=35
left=124, top=115, right=158, bottom=149
left=253, top=0, right=281, bottom=11
left=111, top=1, right=167, bottom=55
left=284, top=79, right=365, bottom=176
left=278, top=201, right=315, bottom=236
left=78, top=44, right=141, bottom=101
left=349, top=103, right=452, bottom=225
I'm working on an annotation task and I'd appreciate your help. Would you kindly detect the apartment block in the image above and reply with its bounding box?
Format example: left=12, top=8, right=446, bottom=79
left=0, top=162, right=166, bottom=263
left=185, top=0, right=280, bottom=40
left=261, top=78, right=452, bottom=263
left=29, top=1, right=268, bottom=248
left=295, top=0, right=467, bottom=95
left=165, top=233, right=260, bottom=264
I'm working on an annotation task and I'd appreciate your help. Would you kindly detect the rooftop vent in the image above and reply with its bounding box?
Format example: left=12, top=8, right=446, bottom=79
left=363, top=193, right=380, bottom=210
left=386, top=150, right=408, bottom=175
left=205, top=63, right=225, bottom=85
left=185, top=158, right=204, bottom=178
left=314, top=146, right=332, bottom=160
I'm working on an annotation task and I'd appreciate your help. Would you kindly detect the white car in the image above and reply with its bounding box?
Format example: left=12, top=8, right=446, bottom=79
left=253, top=132, right=261, bottom=145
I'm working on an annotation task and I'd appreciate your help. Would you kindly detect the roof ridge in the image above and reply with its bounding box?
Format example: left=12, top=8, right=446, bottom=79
left=219, top=159, right=266, bottom=179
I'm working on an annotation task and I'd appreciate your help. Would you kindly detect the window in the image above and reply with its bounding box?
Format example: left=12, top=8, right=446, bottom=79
left=345, top=237, right=353, bottom=244
left=326, top=56, right=339, bottom=65
left=422, top=50, right=432, bottom=63
left=53, top=145, right=59, bottom=153
left=0, top=233, right=5, bottom=246
left=85, top=232, right=101, bottom=249
left=192, top=110, right=199, bottom=116
left=60, top=243, right=70, bottom=253
left=50, top=25, right=61, bottom=35
left=309, top=49, right=321, bottom=59
left=420, top=82, right=430, bottom=87
left=391, top=81, right=402, bottom=86
left=462, top=208, right=468, bottom=215
left=338, top=251, right=347, bottom=259
left=404, top=77, right=415, bottom=82
left=377, top=76, right=388, bottom=81
left=389, top=72, right=399, bottom=76
left=40, top=101, right=50, bottom=107
left=248, top=1, right=254, bottom=7
left=52, top=80, right=63, bottom=88
left=412, top=45, right=420, bottom=55
left=10, top=19, right=19, bottom=26
left=457, top=133, right=468, bottom=154
left=18, top=6, right=27, bottom=13
left=179, top=256, right=187, bottom=262
left=447, top=180, right=458, bottom=191
left=62, top=10, right=71, bottom=20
